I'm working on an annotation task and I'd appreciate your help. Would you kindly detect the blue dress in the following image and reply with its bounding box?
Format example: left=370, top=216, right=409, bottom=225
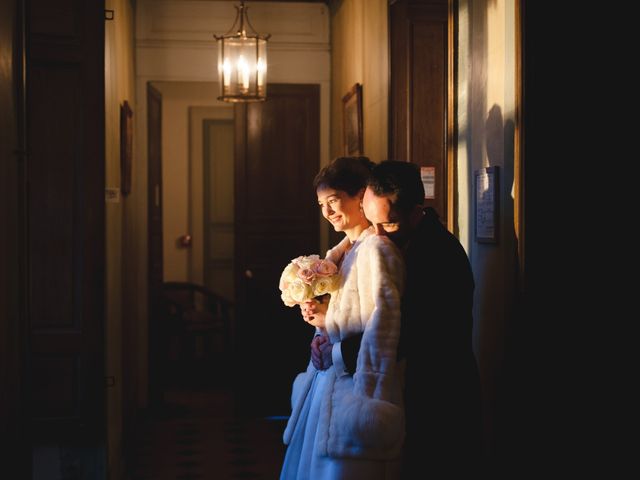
left=280, top=231, right=403, bottom=479
left=280, top=367, right=331, bottom=479
left=280, top=366, right=396, bottom=480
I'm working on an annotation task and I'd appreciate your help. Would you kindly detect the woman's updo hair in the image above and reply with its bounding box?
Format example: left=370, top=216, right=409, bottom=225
left=313, top=156, right=374, bottom=197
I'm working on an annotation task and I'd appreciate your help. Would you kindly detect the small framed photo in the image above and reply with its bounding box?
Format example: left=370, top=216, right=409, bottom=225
left=342, top=83, right=363, bottom=156
left=475, top=166, right=499, bottom=243
left=120, top=100, right=133, bottom=195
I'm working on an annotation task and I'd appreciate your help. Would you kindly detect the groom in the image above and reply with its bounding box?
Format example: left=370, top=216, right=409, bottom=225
left=311, top=160, right=481, bottom=477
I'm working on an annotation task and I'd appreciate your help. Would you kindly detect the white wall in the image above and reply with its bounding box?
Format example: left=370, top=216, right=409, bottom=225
left=330, top=0, right=388, bottom=163
left=150, top=81, right=232, bottom=283
left=456, top=0, right=519, bottom=460
left=133, top=0, right=330, bottom=405
left=104, top=0, right=136, bottom=476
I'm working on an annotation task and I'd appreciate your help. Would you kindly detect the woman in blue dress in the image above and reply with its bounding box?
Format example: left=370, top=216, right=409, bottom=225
left=280, top=157, right=405, bottom=480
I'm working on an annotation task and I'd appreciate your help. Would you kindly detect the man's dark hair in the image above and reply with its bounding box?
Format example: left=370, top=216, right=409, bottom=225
left=313, top=156, right=374, bottom=197
left=367, top=160, right=425, bottom=214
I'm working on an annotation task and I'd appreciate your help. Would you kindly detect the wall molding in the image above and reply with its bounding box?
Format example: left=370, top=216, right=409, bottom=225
left=137, top=0, right=329, bottom=45
left=136, top=39, right=330, bottom=52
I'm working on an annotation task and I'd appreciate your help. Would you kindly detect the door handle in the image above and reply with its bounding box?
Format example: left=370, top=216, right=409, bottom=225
left=179, top=234, right=192, bottom=248
left=245, top=269, right=253, bottom=279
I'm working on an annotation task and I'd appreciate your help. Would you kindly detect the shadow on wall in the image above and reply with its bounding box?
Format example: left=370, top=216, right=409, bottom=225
left=476, top=103, right=523, bottom=469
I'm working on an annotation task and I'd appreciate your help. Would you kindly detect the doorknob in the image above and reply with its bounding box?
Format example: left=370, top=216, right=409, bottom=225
left=245, top=269, right=253, bottom=279
left=178, top=234, right=192, bottom=248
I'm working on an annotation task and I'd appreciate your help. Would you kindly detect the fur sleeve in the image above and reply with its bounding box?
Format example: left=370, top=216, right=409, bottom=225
left=355, top=235, right=404, bottom=398
left=321, top=235, right=406, bottom=459
left=325, top=235, right=351, bottom=265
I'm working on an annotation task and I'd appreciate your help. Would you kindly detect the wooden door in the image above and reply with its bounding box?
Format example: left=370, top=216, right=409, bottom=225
left=147, top=84, right=164, bottom=407
left=390, top=0, right=449, bottom=222
left=1, top=0, right=28, bottom=475
left=203, top=119, right=236, bottom=302
left=234, top=84, right=320, bottom=416
left=26, top=0, right=106, bottom=474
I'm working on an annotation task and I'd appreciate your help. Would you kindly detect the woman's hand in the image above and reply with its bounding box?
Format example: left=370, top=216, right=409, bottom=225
left=300, top=296, right=329, bottom=328
left=310, top=335, right=327, bottom=370
left=310, top=335, right=333, bottom=370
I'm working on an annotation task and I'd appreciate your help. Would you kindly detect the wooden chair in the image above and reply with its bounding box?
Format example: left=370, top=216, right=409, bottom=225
left=159, top=282, right=234, bottom=385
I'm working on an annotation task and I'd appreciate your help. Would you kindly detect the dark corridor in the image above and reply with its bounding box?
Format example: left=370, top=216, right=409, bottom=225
left=128, top=388, right=286, bottom=480
left=135, top=281, right=287, bottom=479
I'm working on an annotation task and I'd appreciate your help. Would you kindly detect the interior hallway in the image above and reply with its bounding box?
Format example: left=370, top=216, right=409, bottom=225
left=2, top=1, right=549, bottom=477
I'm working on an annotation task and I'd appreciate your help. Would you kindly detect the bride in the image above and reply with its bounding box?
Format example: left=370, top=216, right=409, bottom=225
left=280, top=156, right=405, bottom=480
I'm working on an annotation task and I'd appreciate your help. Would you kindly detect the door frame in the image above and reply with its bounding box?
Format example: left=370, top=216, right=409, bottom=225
left=146, top=83, right=164, bottom=407
left=188, top=105, right=234, bottom=286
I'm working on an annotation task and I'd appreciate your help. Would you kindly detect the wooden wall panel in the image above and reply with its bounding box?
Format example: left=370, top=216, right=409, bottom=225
left=26, top=0, right=105, bottom=448
left=28, top=64, right=80, bottom=330
left=0, top=0, right=29, bottom=475
left=412, top=21, right=446, bottom=211
left=29, top=0, right=80, bottom=38
left=389, top=0, right=449, bottom=221
left=31, top=356, right=79, bottom=418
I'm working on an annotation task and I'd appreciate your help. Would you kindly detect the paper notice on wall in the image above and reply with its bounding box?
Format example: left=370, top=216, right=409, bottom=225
left=474, top=166, right=499, bottom=243
left=421, top=167, right=435, bottom=199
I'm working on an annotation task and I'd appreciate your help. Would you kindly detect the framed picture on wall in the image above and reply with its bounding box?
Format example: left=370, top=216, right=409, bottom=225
left=120, top=100, right=133, bottom=195
left=342, top=83, right=363, bottom=156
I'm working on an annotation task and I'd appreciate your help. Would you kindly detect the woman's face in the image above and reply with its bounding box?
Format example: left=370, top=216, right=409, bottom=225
left=317, top=187, right=363, bottom=232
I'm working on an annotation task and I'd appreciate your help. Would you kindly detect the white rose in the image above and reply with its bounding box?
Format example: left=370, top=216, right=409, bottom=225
left=313, top=277, right=333, bottom=296
left=281, top=289, right=297, bottom=307
left=279, top=263, right=299, bottom=290
left=288, top=279, right=313, bottom=303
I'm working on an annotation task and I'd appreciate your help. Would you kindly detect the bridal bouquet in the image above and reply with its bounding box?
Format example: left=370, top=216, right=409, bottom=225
left=279, top=255, right=340, bottom=307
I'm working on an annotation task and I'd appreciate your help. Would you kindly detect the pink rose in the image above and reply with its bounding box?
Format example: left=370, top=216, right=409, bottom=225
left=296, top=267, right=316, bottom=285
left=292, top=255, right=320, bottom=269
left=313, top=259, right=338, bottom=277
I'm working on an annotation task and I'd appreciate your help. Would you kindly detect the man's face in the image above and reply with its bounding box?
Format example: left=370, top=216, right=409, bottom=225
left=362, top=187, right=400, bottom=234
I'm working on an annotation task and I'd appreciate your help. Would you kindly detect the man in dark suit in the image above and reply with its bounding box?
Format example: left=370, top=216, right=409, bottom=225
left=310, top=160, right=481, bottom=477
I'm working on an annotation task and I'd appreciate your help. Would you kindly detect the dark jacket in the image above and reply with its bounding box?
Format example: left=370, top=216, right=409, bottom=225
left=341, top=208, right=481, bottom=474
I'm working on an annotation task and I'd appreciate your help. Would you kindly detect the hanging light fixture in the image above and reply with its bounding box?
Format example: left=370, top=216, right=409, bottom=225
left=214, top=1, right=270, bottom=102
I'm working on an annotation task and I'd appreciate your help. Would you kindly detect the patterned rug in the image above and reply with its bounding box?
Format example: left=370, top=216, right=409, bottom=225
left=129, top=388, right=287, bottom=480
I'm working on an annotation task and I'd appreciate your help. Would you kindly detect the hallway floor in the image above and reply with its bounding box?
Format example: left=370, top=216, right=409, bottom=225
left=128, top=387, right=287, bottom=480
